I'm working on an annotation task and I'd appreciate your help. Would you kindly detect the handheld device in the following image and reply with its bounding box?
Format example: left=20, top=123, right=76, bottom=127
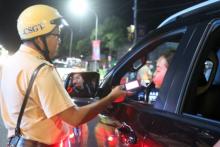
left=124, top=80, right=140, bottom=91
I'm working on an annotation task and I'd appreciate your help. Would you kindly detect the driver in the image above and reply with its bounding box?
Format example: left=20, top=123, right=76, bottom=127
left=148, top=50, right=175, bottom=105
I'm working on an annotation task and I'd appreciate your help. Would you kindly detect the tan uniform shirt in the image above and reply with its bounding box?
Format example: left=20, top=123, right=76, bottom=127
left=0, top=45, right=75, bottom=144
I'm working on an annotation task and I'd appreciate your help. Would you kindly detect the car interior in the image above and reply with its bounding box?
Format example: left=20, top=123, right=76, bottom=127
left=196, top=49, right=220, bottom=120
left=183, top=27, right=220, bottom=122
left=121, top=40, right=179, bottom=106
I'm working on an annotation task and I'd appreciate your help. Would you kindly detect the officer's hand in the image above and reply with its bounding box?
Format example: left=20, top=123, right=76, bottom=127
left=108, top=85, right=133, bottom=101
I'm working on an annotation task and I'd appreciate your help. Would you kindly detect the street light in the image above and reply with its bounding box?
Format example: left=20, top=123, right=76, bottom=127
left=68, top=0, right=100, bottom=71
left=69, top=0, right=99, bottom=40
left=69, top=29, right=73, bottom=57
left=92, top=10, right=98, bottom=40
left=89, top=10, right=99, bottom=71
left=95, top=17, right=98, bottom=41
left=68, top=0, right=88, bottom=57
left=85, top=8, right=99, bottom=41
left=69, top=0, right=88, bottom=17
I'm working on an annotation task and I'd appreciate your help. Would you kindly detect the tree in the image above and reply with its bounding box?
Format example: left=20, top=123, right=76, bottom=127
left=90, top=16, right=128, bottom=59
left=76, top=37, right=91, bottom=58
left=58, top=16, right=129, bottom=62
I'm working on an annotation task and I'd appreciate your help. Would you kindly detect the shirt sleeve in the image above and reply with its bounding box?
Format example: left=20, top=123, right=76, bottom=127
left=33, top=65, right=76, bottom=118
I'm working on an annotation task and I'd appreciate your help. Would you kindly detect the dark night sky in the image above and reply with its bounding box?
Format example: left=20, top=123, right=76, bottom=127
left=0, top=0, right=205, bottom=54
left=0, top=0, right=133, bottom=53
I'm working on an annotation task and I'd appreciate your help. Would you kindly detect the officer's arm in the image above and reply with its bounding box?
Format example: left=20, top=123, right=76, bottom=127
left=55, top=86, right=126, bottom=127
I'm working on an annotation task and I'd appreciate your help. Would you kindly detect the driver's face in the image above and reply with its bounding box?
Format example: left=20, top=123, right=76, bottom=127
left=153, top=56, right=168, bottom=89
left=72, top=74, right=84, bottom=88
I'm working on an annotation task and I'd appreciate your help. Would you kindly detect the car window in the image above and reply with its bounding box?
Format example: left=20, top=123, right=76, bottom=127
left=182, top=25, right=220, bottom=122
left=120, top=33, right=184, bottom=109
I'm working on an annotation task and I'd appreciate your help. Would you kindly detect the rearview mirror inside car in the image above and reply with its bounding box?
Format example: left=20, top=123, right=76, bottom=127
left=132, top=58, right=144, bottom=70
left=64, top=72, right=100, bottom=98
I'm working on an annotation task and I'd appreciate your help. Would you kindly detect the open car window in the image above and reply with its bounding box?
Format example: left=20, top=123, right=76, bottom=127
left=120, top=33, right=184, bottom=109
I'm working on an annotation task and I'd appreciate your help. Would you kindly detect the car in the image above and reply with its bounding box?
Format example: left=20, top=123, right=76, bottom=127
left=65, top=1, right=220, bottom=146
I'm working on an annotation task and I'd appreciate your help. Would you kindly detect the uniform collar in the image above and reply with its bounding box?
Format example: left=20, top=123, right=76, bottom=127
left=19, top=44, right=45, bottom=60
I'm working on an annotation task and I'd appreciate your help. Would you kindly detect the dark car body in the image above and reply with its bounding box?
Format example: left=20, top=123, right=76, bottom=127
left=98, top=1, right=220, bottom=146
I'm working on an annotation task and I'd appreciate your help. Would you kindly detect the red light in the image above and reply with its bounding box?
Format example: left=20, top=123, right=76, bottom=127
left=69, top=133, right=75, bottom=138
left=108, top=136, right=114, bottom=142
left=113, top=95, right=125, bottom=103
left=67, top=86, right=73, bottom=94
left=121, top=134, right=128, bottom=144
left=59, top=141, right=63, bottom=147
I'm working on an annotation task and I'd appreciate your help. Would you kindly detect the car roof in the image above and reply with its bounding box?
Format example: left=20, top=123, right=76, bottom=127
left=158, top=0, right=220, bottom=28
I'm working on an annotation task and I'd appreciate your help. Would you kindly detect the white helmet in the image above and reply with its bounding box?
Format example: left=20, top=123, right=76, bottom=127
left=17, top=4, right=68, bottom=40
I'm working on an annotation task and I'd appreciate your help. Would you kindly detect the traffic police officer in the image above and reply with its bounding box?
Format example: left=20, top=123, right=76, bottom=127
left=0, top=4, right=126, bottom=146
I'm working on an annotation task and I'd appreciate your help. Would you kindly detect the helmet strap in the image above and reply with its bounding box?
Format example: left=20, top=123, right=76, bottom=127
left=32, top=36, right=52, bottom=63
left=41, top=36, right=52, bottom=63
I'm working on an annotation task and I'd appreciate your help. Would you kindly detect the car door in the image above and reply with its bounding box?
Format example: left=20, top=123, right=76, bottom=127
left=179, top=19, right=220, bottom=146
left=100, top=20, right=220, bottom=146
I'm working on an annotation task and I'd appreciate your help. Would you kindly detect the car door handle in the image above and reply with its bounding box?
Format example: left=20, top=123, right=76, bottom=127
left=115, top=122, right=137, bottom=145
left=198, top=130, right=214, bottom=139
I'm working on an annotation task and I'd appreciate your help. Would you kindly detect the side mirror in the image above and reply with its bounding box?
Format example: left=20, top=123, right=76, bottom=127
left=64, top=72, right=100, bottom=98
